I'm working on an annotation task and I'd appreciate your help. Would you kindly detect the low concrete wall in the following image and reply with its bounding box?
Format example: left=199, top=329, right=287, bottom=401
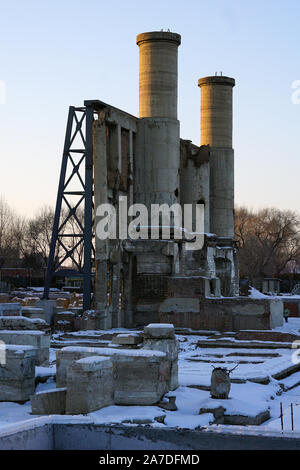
left=1, top=419, right=300, bottom=450
left=159, top=297, right=284, bottom=331
left=0, top=421, right=53, bottom=450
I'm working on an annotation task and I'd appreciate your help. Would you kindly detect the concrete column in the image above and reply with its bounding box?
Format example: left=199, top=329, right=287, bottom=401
left=135, top=31, right=181, bottom=210
left=198, top=76, right=235, bottom=148
left=198, top=76, right=235, bottom=238
left=137, top=31, right=181, bottom=119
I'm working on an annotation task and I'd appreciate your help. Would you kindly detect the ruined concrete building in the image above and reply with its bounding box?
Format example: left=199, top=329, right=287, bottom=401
left=92, top=30, right=243, bottom=330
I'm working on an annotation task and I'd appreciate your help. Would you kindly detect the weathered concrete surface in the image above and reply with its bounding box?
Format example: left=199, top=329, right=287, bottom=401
left=113, top=351, right=169, bottom=405
left=56, top=346, right=170, bottom=406
left=199, top=404, right=270, bottom=426
left=135, top=118, right=180, bottom=209
left=143, top=337, right=179, bottom=390
left=0, top=316, right=49, bottom=332
left=144, top=323, right=175, bottom=339
left=236, top=330, right=299, bottom=342
left=0, top=330, right=50, bottom=366
left=143, top=323, right=179, bottom=390
left=111, top=333, right=143, bottom=345
left=36, top=299, right=56, bottom=325
left=0, top=303, right=21, bottom=316
left=80, top=309, right=97, bottom=331
left=180, top=140, right=211, bottom=233
left=198, top=76, right=235, bottom=149
left=270, top=300, right=284, bottom=328
left=0, top=345, right=35, bottom=402
left=31, top=388, right=67, bottom=415
left=66, top=356, right=114, bottom=414
left=159, top=297, right=284, bottom=331
left=198, top=76, right=235, bottom=239
left=208, top=147, right=234, bottom=238
left=136, top=31, right=181, bottom=119
left=2, top=420, right=300, bottom=450
left=21, top=307, right=45, bottom=321
left=54, top=311, right=75, bottom=332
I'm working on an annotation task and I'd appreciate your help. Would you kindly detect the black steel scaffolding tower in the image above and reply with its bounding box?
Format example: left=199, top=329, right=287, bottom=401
left=43, top=102, right=95, bottom=311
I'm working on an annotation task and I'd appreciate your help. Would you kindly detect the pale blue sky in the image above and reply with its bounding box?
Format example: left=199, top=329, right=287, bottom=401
left=0, top=0, right=299, bottom=216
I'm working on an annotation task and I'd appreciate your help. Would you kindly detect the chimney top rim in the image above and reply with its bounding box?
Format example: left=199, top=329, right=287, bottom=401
left=136, top=31, right=181, bottom=46
left=198, top=76, right=235, bottom=88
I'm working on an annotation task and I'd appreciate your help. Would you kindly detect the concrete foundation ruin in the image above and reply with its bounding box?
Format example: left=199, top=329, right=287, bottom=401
left=33, top=324, right=178, bottom=415
left=91, top=30, right=240, bottom=330
left=90, top=30, right=282, bottom=331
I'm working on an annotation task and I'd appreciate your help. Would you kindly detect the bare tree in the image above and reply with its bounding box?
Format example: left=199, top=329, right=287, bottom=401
left=24, top=206, right=58, bottom=268
left=0, top=197, right=27, bottom=267
left=235, top=206, right=300, bottom=281
left=65, top=207, right=84, bottom=270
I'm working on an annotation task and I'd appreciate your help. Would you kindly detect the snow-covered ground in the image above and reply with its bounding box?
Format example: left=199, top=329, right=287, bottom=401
left=1, top=321, right=300, bottom=433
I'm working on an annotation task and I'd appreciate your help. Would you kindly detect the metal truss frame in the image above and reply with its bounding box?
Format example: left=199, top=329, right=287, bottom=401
left=43, top=102, right=95, bottom=311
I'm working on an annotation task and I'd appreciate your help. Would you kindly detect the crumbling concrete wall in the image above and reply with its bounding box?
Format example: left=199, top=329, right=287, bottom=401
left=159, top=297, right=284, bottom=331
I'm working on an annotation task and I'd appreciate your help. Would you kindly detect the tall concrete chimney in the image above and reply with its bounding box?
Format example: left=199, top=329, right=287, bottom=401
left=137, top=31, right=181, bottom=119
left=198, top=76, right=235, bottom=238
left=135, top=32, right=181, bottom=209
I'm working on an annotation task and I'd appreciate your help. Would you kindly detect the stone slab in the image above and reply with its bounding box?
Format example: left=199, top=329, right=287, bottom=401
left=144, top=323, right=175, bottom=339
left=112, top=333, right=143, bottom=345
left=0, top=316, right=49, bottom=332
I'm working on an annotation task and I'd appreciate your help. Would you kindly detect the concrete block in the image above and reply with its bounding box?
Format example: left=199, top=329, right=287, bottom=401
left=112, top=333, right=143, bottom=345
left=270, top=299, right=284, bottom=328
left=80, top=310, right=97, bottom=331
left=143, top=336, right=179, bottom=390
left=57, top=346, right=170, bottom=406
left=54, top=311, right=75, bottom=332
left=36, top=299, right=56, bottom=326
left=0, top=303, right=21, bottom=317
left=0, top=345, right=35, bottom=402
left=66, top=356, right=114, bottom=414
left=21, top=307, right=46, bottom=321
left=31, top=388, right=67, bottom=415
left=144, top=323, right=175, bottom=339
left=56, top=347, right=104, bottom=388
left=0, top=330, right=50, bottom=366
left=0, top=316, right=49, bottom=332
left=112, top=351, right=169, bottom=405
